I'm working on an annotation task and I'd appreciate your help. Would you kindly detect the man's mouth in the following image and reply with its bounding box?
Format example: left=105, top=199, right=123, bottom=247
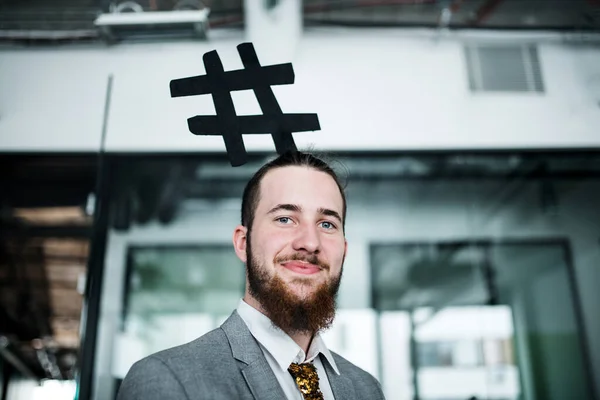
left=280, top=260, right=321, bottom=275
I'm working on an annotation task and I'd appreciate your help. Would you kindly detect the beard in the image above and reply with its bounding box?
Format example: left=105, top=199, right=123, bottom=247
left=245, top=233, right=342, bottom=336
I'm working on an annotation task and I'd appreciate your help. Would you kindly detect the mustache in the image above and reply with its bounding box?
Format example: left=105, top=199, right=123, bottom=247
left=274, top=253, right=330, bottom=270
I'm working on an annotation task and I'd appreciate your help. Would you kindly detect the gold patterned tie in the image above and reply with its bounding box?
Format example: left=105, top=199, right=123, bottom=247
left=288, top=362, right=325, bottom=400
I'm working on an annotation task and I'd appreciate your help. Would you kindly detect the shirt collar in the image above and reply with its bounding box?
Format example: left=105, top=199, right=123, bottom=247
left=237, top=299, right=340, bottom=375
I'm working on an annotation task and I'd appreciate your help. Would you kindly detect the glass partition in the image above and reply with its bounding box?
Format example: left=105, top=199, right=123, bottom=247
left=96, top=152, right=599, bottom=400
left=372, top=240, right=588, bottom=400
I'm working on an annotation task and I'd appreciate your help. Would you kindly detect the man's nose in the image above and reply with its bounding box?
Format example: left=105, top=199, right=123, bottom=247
left=291, top=223, right=321, bottom=253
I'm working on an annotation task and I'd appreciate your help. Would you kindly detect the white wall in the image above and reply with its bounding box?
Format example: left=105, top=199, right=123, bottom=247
left=0, top=47, right=109, bottom=151
left=1, top=28, right=599, bottom=153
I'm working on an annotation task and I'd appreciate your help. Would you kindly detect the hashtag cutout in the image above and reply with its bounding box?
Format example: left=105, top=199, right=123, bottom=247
left=170, top=43, right=321, bottom=166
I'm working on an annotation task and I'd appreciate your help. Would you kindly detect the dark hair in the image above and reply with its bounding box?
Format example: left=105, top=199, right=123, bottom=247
left=241, top=151, right=347, bottom=231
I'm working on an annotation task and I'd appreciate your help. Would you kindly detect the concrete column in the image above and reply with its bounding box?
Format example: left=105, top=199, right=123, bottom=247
left=244, top=0, right=302, bottom=62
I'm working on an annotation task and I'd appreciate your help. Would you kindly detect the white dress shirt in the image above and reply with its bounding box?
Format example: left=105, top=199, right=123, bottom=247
left=237, top=299, right=339, bottom=400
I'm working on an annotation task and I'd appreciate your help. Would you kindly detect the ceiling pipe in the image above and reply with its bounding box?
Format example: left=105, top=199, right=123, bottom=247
left=304, top=0, right=437, bottom=14
left=213, top=0, right=440, bottom=28
left=474, top=0, right=505, bottom=25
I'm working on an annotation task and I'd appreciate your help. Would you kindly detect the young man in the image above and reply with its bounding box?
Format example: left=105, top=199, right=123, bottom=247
left=117, top=152, right=385, bottom=400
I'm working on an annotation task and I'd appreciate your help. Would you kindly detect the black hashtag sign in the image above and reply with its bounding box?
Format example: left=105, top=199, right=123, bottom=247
left=170, top=43, right=321, bottom=166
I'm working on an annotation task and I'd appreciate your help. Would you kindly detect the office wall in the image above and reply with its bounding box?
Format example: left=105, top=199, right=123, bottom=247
left=1, top=29, right=599, bottom=153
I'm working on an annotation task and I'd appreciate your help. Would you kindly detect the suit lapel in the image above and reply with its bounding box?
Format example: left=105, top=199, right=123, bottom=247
left=241, top=360, right=287, bottom=400
left=321, top=354, right=357, bottom=400
left=221, top=311, right=287, bottom=400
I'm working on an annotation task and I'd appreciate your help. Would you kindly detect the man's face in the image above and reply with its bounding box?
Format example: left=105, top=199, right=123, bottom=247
left=233, top=166, right=347, bottom=333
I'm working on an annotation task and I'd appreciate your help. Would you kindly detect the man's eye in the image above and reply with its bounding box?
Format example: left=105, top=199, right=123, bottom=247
left=320, top=221, right=336, bottom=230
left=277, top=217, right=292, bottom=224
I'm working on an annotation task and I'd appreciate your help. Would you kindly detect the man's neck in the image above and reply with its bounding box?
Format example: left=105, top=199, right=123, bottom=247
left=243, top=294, right=315, bottom=354
left=288, top=331, right=314, bottom=355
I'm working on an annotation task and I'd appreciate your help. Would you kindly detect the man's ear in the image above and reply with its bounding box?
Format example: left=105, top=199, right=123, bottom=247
left=233, top=225, right=248, bottom=263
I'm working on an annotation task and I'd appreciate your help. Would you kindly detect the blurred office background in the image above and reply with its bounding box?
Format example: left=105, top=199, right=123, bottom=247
left=1, top=1, right=600, bottom=399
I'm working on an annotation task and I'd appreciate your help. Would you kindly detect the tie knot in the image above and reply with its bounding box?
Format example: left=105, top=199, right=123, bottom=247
left=288, top=362, right=324, bottom=400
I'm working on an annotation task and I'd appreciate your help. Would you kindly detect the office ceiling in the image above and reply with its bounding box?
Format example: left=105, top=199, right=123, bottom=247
left=0, top=0, right=598, bottom=42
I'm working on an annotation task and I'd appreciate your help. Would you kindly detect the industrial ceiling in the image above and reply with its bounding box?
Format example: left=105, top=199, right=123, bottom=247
left=0, top=0, right=598, bottom=43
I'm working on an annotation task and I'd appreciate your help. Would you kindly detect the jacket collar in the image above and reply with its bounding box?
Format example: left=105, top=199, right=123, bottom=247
left=221, top=311, right=287, bottom=400
left=221, top=311, right=357, bottom=400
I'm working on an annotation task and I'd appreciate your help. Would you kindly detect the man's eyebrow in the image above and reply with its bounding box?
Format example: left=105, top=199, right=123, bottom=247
left=267, top=204, right=302, bottom=214
left=318, top=208, right=343, bottom=223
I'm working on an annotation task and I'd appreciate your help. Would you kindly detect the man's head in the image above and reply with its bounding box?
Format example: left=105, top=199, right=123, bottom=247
left=232, top=151, right=347, bottom=335
left=240, top=152, right=347, bottom=232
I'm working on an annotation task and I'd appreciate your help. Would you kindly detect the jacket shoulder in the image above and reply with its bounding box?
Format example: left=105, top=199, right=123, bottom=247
left=150, top=326, right=230, bottom=364
left=118, top=327, right=238, bottom=399
left=330, top=351, right=385, bottom=399
left=330, top=351, right=374, bottom=379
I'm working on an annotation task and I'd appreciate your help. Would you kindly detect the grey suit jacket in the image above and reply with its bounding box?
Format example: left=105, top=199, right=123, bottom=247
left=117, top=311, right=385, bottom=399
